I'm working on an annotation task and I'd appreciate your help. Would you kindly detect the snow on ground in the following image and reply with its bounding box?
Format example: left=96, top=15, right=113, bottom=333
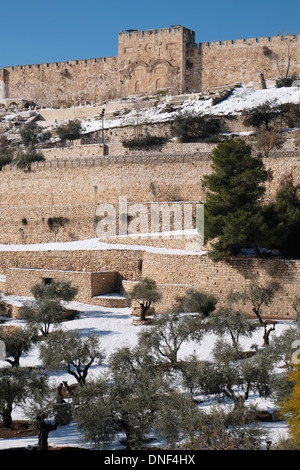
left=181, top=85, right=300, bottom=117
left=4, top=84, right=300, bottom=144
left=81, top=85, right=300, bottom=135
left=0, top=293, right=295, bottom=450
left=0, top=233, right=206, bottom=256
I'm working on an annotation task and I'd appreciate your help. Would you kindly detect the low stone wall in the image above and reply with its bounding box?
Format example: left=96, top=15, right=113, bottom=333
left=41, top=140, right=216, bottom=160
left=141, top=251, right=300, bottom=318
left=100, top=232, right=199, bottom=250
left=0, top=248, right=143, bottom=282
left=0, top=243, right=299, bottom=319
left=5, top=268, right=120, bottom=304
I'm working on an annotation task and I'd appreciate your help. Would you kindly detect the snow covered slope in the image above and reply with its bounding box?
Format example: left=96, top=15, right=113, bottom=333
left=81, top=85, right=300, bottom=134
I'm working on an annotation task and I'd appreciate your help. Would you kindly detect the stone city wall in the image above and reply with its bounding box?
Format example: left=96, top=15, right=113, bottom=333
left=2, top=58, right=119, bottom=107
left=1, top=26, right=299, bottom=107
left=201, top=34, right=300, bottom=90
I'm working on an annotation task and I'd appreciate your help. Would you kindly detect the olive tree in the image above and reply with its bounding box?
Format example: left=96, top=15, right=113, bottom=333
left=14, top=146, right=45, bottom=171
left=31, top=278, right=77, bottom=302
left=21, top=279, right=78, bottom=336
left=0, top=326, right=36, bottom=367
left=0, top=367, right=48, bottom=428
left=0, top=135, right=12, bottom=170
left=126, top=277, right=162, bottom=321
left=74, top=345, right=166, bottom=450
left=183, top=404, right=265, bottom=450
left=22, top=299, right=64, bottom=337
left=229, top=283, right=276, bottom=345
left=138, top=312, right=205, bottom=368
left=153, top=389, right=201, bottom=449
left=25, top=381, right=72, bottom=450
left=20, top=121, right=38, bottom=147
left=56, top=120, right=82, bottom=146
left=208, top=307, right=259, bottom=348
left=192, top=340, right=275, bottom=409
left=39, top=329, right=105, bottom=385
left=183, top=288, right=218, bottom=318
left=71, top=377, right=116, bottom=448
left=269, top=325, right=300, bottom=370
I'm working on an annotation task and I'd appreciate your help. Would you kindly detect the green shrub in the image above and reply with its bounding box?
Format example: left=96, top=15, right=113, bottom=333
left=122, top=135, right=167, bottom=148
left=276, top=74, right=299, bottom=88
left=172, top=113, right=221, bottom=143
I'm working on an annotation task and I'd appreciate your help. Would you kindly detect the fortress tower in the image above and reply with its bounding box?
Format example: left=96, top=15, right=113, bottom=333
left=118, top=25, right=201, bottom=96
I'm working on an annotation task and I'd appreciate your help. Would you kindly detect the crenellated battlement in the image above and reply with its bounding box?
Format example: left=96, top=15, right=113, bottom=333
left=201, top=33, right=299, bottom=47
left=0, top=25, right=299, bottom=107
left=119, top=24, right=187, bottom=37
left=4, top=55, right=118, bottom=72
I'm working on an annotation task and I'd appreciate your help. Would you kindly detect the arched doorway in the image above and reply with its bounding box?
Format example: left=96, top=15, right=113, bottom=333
left=151, top=60, right=172, bottom=93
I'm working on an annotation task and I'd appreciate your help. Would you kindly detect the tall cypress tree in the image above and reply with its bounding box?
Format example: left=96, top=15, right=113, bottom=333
left=202, top=139, right=269, bottom=261
left=267, top=181, right=300, bottom=257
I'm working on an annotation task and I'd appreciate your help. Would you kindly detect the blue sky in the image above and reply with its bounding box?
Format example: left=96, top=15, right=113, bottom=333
left=1, top=0, right=299, bottom=68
